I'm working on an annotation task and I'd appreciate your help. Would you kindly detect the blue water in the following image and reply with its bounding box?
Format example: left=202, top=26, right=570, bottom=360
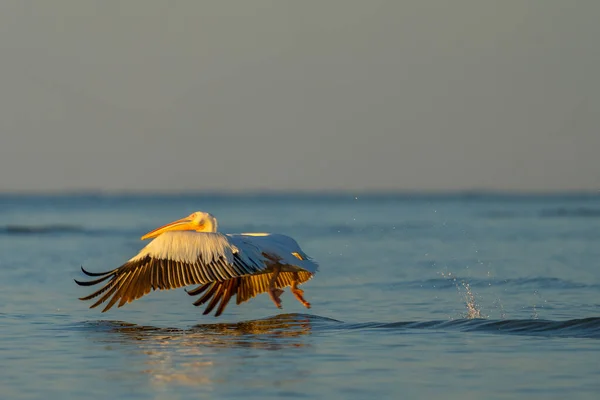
left=1, top=193, right=599, bottom=399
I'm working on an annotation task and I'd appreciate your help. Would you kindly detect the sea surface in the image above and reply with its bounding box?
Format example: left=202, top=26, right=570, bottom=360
left=1, top=193, right=599, bottom=399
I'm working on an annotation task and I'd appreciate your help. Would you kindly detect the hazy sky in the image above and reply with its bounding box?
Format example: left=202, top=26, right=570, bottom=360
left=0, top=1, right=598, bottom=193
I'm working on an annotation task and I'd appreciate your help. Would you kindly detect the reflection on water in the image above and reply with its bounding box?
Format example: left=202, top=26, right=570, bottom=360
left=77, top=312, right=600, bottom=390
left=84, top=314, right=317, bottom=388
left=96, top=313, right=315, bottom=349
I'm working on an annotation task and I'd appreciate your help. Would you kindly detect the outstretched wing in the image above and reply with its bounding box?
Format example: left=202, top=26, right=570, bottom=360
left=186, top=271, right=315, bottom=317
left=228, top=233, right=319, bottom=274
left=185, top=233, right=319, bottom=316
left=75, top=231, right=267, bottom=312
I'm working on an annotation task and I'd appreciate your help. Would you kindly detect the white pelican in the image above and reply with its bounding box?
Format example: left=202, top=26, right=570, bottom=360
left=75, top=211, right=318, bottom=317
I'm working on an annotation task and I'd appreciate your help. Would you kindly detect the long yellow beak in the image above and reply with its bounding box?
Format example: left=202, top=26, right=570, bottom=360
left=141, top=217, right=196, bottom=240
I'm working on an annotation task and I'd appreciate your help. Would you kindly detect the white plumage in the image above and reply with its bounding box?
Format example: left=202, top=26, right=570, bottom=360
left=75, top=211, right=318, bottom=317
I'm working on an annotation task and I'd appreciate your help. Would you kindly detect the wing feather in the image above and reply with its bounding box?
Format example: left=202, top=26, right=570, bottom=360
left=229, top=233, right=319, bottom=275
left=75, top=231, right=318, bottom=315
left=113, top=270, right=137, bottom=309
left=215, top=279, right=238, bottom=317
left=91, top=272, right=130, bottom=309
left=186, top=282, right=211, bottom=296
left=174, top=262, right=183, bottom=287
left=203, top=284, right=227, bottom=315
left=187, top=271, right=314, bottom=316
left=113, top=272, right=136, bottom=309
left=75, top=232, right=267, bottom=312
left=133, top=264, right=149, bottom=302
left=81, top=266, right=113, bottom=277
left=190, top=261, right=204, bottom=283
left=193, top=283, right=220, bottom=306
left=74, top=273, right=113, bottom=287
left=179, top=262, right=187, bottom=287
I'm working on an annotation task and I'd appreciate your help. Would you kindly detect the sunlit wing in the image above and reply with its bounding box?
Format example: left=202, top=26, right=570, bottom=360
left=186, top=270, right=315, bottom=317
left=75, top=231, right=268, bottom=312
left=75, top=231, right=318, bottom=314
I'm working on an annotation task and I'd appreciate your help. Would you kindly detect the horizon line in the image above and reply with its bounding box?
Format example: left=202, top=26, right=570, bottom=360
left=0, top=188, right=598, bottom=197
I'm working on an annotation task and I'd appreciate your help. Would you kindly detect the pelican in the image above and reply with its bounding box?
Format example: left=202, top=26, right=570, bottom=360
left=75, top=211, right=318, bottom=317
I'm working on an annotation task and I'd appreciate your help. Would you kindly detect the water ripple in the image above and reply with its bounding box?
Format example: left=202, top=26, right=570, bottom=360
left=540, top=207, right=600, bottom=218
left=391, top=277, right=597, bottom=290
left=0, top=225, right=139, bottom=237
left=1, top=224, right=86, bottom=234
left=70, top=313, right=600, bottom=340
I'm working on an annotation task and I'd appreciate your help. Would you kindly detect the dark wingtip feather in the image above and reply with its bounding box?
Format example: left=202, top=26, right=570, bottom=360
left=186, top=283, right=211, bottom=296
left=215, top=279, right=237, bottom=317
left=74, top=274, right=113, bottom=287
left=81, top=265, right=113, bottom=277
left=74, top=279, right=87, bottom=286
left=202, top=284, right=226, bottom=316
left=193, top=283, right=219, bottom=306
left=101, top=301, right=115, bottom=313
left=74, top=278, right=95, bottom=286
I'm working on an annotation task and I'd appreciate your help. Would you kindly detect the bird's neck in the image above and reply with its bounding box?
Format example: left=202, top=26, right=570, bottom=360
left=198, top=216, right=218, bottom=233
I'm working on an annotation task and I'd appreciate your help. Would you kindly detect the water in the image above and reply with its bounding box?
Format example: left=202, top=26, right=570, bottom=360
left=1, top=193, right=599, bottom=399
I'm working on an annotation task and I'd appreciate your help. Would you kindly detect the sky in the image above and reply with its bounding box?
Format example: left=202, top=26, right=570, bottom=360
left=0, top=1, right=598, bottom=193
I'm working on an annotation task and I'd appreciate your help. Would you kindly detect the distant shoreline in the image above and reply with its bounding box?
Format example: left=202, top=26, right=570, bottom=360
left=0, top=189, right=598, bottom=199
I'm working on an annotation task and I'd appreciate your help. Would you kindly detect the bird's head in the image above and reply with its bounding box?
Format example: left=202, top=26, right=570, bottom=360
left=141, top=211, right=218, bottom=240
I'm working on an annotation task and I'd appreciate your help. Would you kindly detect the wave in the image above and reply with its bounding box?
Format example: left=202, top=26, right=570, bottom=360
left=1, top=224, right=85, bottom=234
left=0, top=225, right=142, bottom=237
left=76, top=313, right=600, bottom=341
left=370, top=317, right=600, bottom=338
left=480, top=207, right=600, bottom=219
left=385, top=276, right=598, bottom=290
left=540, top=207, right=600, bottom=218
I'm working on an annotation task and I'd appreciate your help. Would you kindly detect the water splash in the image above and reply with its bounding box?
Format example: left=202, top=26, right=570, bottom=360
left=531, top=304, right=539, bottom=320
left=439, top=272, right=484, bottom=319
left=461, top=281, right=483, bottom=319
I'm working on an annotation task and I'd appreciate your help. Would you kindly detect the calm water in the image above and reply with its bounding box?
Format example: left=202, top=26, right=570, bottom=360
left=1, top=193, right=599, bottom=399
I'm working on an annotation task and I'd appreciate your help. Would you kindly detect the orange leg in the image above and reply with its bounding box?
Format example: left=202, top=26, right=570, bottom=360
left=291, top=273, right=311, bottom=309
left=268, top=266, right=283, bottom=309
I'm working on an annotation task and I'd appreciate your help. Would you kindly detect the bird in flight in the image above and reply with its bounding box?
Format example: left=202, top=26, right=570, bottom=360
left=75, top=211, right=318, bottom=317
